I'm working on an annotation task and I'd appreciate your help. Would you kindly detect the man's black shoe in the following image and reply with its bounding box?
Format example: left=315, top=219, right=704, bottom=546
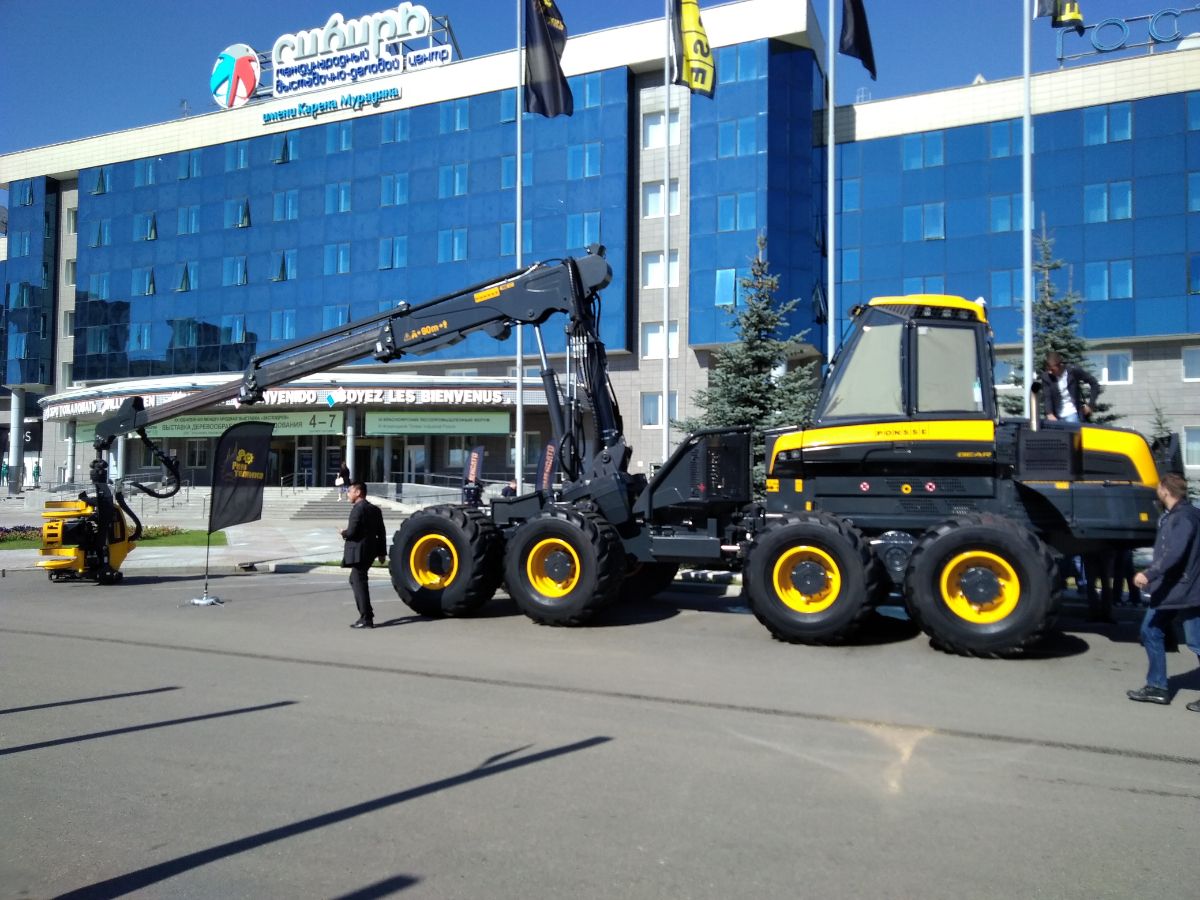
left=1127, top=686, right=1170, bottom=705
left=1187, top=698, right=1200, bottom=712
left=350, top=619, right=374, bottom=629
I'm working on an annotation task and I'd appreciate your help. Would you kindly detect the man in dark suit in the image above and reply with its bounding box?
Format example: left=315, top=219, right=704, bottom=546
left=1039, top=350, right=1102, bottom=423
left=1127, top=473, right=1200, bottom=708
left=340, top=480, right=388, bottom=629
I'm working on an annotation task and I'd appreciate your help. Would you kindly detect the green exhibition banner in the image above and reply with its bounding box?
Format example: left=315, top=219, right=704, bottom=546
left=75, top=410, right=343, bottom=444
left=365, top=410, right=510, bottom=435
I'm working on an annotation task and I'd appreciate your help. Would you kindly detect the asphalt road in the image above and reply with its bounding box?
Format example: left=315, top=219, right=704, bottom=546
left=2, top=571, right=1198, bottom=900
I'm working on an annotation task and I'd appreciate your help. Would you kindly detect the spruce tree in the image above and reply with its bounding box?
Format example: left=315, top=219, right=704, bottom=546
left=679, top=236, right=822, bottom=492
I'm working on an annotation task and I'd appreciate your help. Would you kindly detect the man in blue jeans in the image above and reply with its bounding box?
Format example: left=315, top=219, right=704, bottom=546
left=1127, top=472, right=1200, bottom=709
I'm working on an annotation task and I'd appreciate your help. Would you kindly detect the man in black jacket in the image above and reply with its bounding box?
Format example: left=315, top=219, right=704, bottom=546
left=1127, top=473, right=1200, bottom=708
left=340, top=480, right=388, bottom=629
left=1039, top=351, right=1102, bottom=423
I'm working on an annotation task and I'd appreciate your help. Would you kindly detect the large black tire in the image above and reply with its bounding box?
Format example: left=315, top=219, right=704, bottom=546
left=903, top=514, right=1059, bottom=657
left=744, top=512, right=878, bottom=644
left=504, top=508, right=627, bottom=626
left=390, top=505, right=503, bottom=617
left=620, top=562, right=680, bottom=601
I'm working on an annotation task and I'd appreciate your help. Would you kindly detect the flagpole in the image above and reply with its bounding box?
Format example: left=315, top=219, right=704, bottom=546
left=663, top=0, right=672, bottom=463
left=515, top=0, right=526, bottom=491
left=825, top=0, right=836, bottom=365
left=1022, top=0, right=1034, bottom=416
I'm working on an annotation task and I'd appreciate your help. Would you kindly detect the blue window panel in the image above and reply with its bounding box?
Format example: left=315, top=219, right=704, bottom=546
left=273, top=189, right=299, bottom=220
left=1111, top=182, right=1132, bottom=220
left=1110, top=102, right=1131, bottom=141
left=378, top=236, right=407, bottom=269
left=717, top=195, right=735, bottom=231
left=381, top=110, right=410, bottom=142
left=323, top=243, right=350, bottom=275
left=926, top=275, right=945, bottom=293
left=271, top=131, right=299, bottom=162
left=903, top=276, right=923, bottom=294
left=175, top=261, right=200, bottom=291
left=131, top=267, right=154, bottom=296
left=1189, top=172, right=1200, bottom=213
left=737, top=43, right=760, bottom=80
left=714, top=268, right=737, bottom=307
left=902, top=135, right=923, bottom=170
left=989, top=121, right=1011, bottom=158
left=270, top=310, right=296, bottom=341
left=322, top=305, right=350, bottom=329
left=222, top=256, right=247, bottom=286
left=716, top=46, right=737, bottom=84
left=1188, top=92, right=1200, bottom=130
left=842, top=248, right=860, bottom=282
left=737, top=117, right=756, bottom=155
left=1084, top=107, right=1107, bottom=145
left=499, top=90, right=516, bottom=123
left=381, top=173, right=409, bottom=206
left=990, top=196, right=1011, bottom=233
left=133, top=159, right=157, bottom=186
left=903, top=205, right=922, bottom=242
left=1085, top=261, right=1109, bottom=300
left=326, top=122, right=352, bottom=152
left=1111, top=260, right=1133, bottom=299
left=842, top=178, right=860, bottom=212
left=500, top=156, right=516, bottom=189
left=990, top=270, right=1013, bottom=308
left=270, top=249, right=297, bottom=281
left=737, top=192, right=756, bottom=230
left=225, top=140, right=249, bottom=171
left=325, top=182, right=351, bottom=213
left=1191, top=254, right=1200, bottom=295
left=925, top=132, right=943, bottom=167
left=923, top=203, right=944, bottom=240
left=177, top=205, right=200, bottom=234
left=1084, top=184, right=1108, bottom=223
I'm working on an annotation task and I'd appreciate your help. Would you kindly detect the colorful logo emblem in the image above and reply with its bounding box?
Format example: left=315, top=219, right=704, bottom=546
left=211, top=44, right=260, bottom=109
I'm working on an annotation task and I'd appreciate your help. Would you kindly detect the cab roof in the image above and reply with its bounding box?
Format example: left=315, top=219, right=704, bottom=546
left=865, top=294, right=989, bottom=324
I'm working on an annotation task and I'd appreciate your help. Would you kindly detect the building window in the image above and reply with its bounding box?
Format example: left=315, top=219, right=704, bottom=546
left=88, top=272, right=111, bottom=300
left=903, top=275, right=946, bottom=295
left=989, top=195, right=1024, bottom=233
left=717, top=192, right=756, bottom=231
left=1189, top=254, right=1200, bottom=294
left=61, top=362, right=74, bottom=385
left=9, top=231, right=32, bottom=257
left=438, top=163, right=469, bottom=198
left=273, top=189, right=299, bottom=221
left=65, top=259, right=77, bottom=286
left=66, top=207, right=78, bottom=234
left=642, top=179, right=680, bottom=217
left=177, top=205, right=200, bottom=235
left=566, top=211, right=600, bottom=250
left=220, top=314, right=246, bottom=344
left=1188, top=92, right=1200, bottom=130
left=381, top=173, right=409, bottom=206
left=499, top=90, right=517, bottom=123
left=903, top=131, right=944, bottom=169
left=642, top=109, right=680, bottom=149
left=128, top=322, right=152, bottom=353
left=640, top=391, right=678, bottom=428
left=13, top=180, right=34, bottom=205
left=1188, top=172, right=1200, bottom=213
left=85, top=326, right=109, bottom=354
left=500, top=220, right=532, bottom=257
left=501, top=153, right=533, bottom=189
left=1084, top=259, right=1133, bottom=301
left=440, top=98, right=469, bottom=133
left=224, top=197, right=251, bottom=228
left=271, top=131, right=298, bottom=163
left=842, top=178, right=861, bottom=212
left=438, top=228, right=468, bottom=262
left=90, top=165, right=112, bottom=194
left=324, top=243, right=351, bottom=275
left=6, top=281, right=32, bottom=307
left=1185, top=427, right=1200, bottom=468
left=903, top=203, right=945, bottom=241
left=641, top=250, right=679, bottom=288
left=379, top=236, right=408, bottom=269
left=1086, top=350, right=1131, bottom=384
left=445, top=367, right=480, bottom=378
left=131, top=266, right=155, bottom=296
left=172, top=319, right=199, bottom=348
left=576, top=72, right=601, bottom=108
left=178, top=149, right=202, bottom=179
left=640, top=321, right=679, bottom=359
left=842, top=248, right=860, bottom=282
left=271, top=249, right=297, bottom=282
left=989, top=270, right=1023, bottom=308
left=1084, top=181, right=1132, bottom=223
left=322, top=305, right=350, bottom=329
left=1182, top=347, right=1200, bottom=381
left=133, top=212, right=158, bottom=241
left=186, top=439, right=209, bottom=469
left=326, top=121, right=352, bottom=152
left=989, top=120, right=1023, bottom=158
left=718, top=117, right=756, bottom=158
left=567, top=142, right=600, bottom=179
left=222, top=256, right=248, bottom=286
left=175, top=261, right=199, bottom=292
left=225, top=140, right=249, bottom=171
left=1084, top=102, right=1131, bottom=145
left=133, top=159, right=157, bottom=187
left=87, top=219, right=111, bottom=248
left=715, top=267, right=739, bottom=307
left=325, top=182, right=352, bottom=214
left=381, top=109, right=409, bottom=142
left=270, top=309, right=297, bottom=341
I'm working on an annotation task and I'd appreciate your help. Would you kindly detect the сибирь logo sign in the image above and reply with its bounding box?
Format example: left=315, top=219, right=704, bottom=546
left=211, top=44, right=261, bottom=109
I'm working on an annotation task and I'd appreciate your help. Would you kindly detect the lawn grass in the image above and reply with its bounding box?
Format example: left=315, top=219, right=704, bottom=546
left=0, top=529, right=227, bottom=551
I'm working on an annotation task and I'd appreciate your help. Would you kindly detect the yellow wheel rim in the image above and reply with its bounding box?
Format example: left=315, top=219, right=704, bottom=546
left=772, top=545, right=841, bottom=614
left=939, top=550, right=1020, bottom=623
left=526, top=537, right=581, bottom=599
left=409, top=533, right=458, bottom=590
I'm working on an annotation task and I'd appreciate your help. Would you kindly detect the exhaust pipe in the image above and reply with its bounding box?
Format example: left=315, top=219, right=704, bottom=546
left=1028, top=380, right=1042, bottom=432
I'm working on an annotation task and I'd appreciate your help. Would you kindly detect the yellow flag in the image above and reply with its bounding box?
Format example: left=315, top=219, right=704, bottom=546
left=671, top=0, right=715, bottom=98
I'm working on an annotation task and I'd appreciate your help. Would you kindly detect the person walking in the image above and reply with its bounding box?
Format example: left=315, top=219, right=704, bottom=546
left=1038, top=350, right=1102, bottom=423
left=340, top=480, right=388, bottom=629
left=335, top=460, right=351, bottom=501
left=1126, top=473, right=1200, bottom=708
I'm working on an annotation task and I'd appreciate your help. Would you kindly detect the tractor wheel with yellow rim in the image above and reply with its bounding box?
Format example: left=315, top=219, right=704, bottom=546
left=391, top=505, right=503, bottom=617
left=745, top=512, right=877, bottom=644
left=903, top=514, right=1059, bottom=657
left=504, top=507, right=627, bottom=626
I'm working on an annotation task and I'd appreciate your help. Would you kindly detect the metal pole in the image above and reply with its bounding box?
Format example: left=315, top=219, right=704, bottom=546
left=825, top=0, right=837, bottom=364
left=663, top=0, right=672, bottom=463
left=1022, top=0, right=1035, bottom=416
left=515, top=0, right=525, bottom=491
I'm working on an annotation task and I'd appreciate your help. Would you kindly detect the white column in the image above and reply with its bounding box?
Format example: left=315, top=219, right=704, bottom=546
left=345, top=406, right=357, bottom=480
left=113, top=434, right=126, bottom=481
left=66, top=419, right=77, bottom=485
left=7, top=388, right=24, bottom=495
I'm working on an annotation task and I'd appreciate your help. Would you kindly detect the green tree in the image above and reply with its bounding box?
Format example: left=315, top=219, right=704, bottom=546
left=999, top=219, right=1116, bottom=422
left=678, top=236, right=822, bottom=492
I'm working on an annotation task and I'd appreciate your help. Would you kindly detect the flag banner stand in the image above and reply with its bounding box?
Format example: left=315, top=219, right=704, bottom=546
left=189, top=420, right=274, bottom=607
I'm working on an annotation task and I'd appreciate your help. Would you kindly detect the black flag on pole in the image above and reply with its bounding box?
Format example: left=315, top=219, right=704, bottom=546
left=839, top=0, right=877, bottom=81
left=1036, top=1, right=1084, bottom=36
left=524, top=0, right=573, bottom=118
left=208, top=421, right=274, bottom=534
left=670, top=0, right=715, bottom=98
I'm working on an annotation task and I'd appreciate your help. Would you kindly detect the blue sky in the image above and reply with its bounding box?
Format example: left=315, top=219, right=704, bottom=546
left=0, top=1, right=1169, bottom=160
